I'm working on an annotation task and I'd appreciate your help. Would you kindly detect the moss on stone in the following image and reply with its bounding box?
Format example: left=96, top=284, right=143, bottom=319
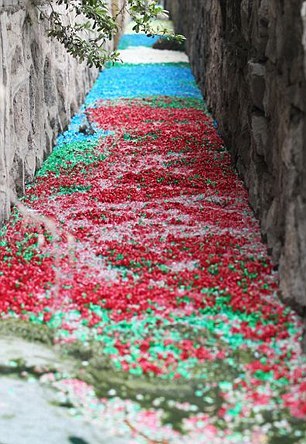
left=0, top=318, right=54, bottom=345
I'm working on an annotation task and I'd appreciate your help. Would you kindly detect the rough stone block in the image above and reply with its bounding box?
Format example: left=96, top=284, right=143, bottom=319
left=251, top=113, right=268, bottom=157
left=248, top=61, right=266, bottom=111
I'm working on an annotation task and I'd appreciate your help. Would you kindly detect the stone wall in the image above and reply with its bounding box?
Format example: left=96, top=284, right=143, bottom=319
left=168, top=0, right=306, bottom=311
left=0, top=0, right=112, bottom=222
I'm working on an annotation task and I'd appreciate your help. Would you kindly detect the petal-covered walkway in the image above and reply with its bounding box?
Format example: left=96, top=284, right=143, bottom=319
left=1, top=32, right=306, bottom=443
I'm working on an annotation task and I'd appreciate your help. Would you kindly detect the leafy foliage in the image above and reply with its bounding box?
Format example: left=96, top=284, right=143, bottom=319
left=40, top=0, right=184, bottom=68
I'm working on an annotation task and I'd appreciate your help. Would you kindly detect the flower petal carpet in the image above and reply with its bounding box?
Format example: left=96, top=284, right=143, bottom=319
left=0, top=32, right=306, bottom=444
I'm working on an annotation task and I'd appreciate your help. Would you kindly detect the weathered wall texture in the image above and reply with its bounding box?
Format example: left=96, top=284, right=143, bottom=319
left=168, top=0, right=306, bottom=310
left=0, top=0, right=103, bottom=222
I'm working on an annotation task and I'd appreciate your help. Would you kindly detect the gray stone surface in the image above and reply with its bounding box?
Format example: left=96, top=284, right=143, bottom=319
left=0, top=337, right=126, bottom=444
left=0, top=0, right=101, bottom=222
left=0, top=337, right=69, bottom=369
left=0, top=377, right=125, bottom=444
left=168, top=0, right=306, bottom=311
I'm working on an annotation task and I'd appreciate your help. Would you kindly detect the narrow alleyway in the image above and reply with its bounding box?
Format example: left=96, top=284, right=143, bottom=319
left=0, top=29, right=306, bottom=443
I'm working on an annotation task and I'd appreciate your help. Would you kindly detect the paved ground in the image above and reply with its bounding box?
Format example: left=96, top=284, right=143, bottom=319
left=0, top=338, right=126, bottom=444
left=0, top=377, right=124, bottom=444
left=0, top=25, right=306, bottom=444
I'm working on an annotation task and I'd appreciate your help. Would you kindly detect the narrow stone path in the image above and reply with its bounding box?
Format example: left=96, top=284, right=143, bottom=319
left=0, top=30, right=306, bottom=443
